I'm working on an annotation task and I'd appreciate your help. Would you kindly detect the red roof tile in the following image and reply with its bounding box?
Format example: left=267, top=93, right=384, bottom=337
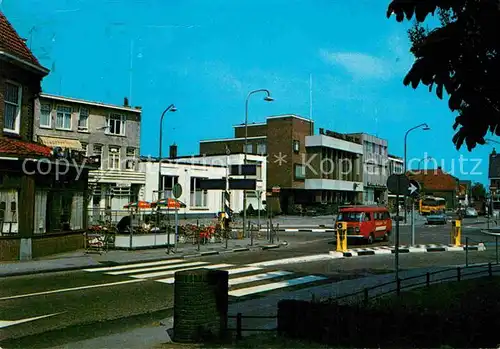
left=0, top=11, right=45, bottom=69
left=407, top=168, right=459, bottom=191
left=0, top=138, right=52, bottom=158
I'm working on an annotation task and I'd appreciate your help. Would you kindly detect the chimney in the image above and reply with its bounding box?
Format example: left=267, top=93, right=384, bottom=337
left=169, top=144, right=178, bottom=159
left=124, top=97, right=129, bottom=107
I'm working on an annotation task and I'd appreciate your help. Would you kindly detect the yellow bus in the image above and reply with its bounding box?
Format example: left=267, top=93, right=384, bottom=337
left=419, top=196, right=446, bottom=215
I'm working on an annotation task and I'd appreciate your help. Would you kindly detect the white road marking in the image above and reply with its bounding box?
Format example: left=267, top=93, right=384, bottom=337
left=228, top=275, right=327, bottom=297
left=229, top=271, right=293, bottom=286
left=0, top=312, right=64, bottom=329
left=129, top=263, right=231, bottom=279
left=284, top=229, right=299, bottom=232
left=107, top=261, right=208, bottom=275
left=83, top=259, right=185, bottom=272
left=0, top=280, right=144, bottom=301
left=249, top=254, right=337, bottom=267
left=155, top=265, right=262, bottom=284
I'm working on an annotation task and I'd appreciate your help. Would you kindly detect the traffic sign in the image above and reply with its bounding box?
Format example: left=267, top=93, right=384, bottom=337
left=272, top=186, right=280, bottom=193
left=408, top=180, right=420, bottom=197
left=172, top=183, right=183, bottom=199
left=387, top=174, right=410, bottom=195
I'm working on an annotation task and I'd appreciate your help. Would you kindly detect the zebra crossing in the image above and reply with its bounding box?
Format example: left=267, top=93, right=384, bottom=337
left=83, top=259, right=327, bottom=298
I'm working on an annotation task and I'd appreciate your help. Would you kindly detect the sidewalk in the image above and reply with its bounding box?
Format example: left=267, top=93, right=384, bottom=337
left=0, top=237, right=284, bottom=277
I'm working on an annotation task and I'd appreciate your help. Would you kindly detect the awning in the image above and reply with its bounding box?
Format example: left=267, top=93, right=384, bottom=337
left=38, top=136, right=82, bottom=151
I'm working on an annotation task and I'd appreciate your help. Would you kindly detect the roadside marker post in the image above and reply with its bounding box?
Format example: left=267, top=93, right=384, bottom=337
left=336, top=222, right=347, bottom=252
left=451, top=220, right=461, bottom=246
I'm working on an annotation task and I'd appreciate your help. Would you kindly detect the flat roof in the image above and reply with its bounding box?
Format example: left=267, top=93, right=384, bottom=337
left=199, top=136, right=266, bottom=143
left=138, top=156, right=225, bottom=168
left=40, top=93, right=142, bottom=114
left=232, top=114, right=312, bottom=128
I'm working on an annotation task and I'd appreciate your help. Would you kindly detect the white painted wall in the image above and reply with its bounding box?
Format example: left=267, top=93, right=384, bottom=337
left=305, top=179, right=364, bottom=192
left=139, top=161, right=227, bottom=217
left=176, top=154, right=267, bottom=213
left=305, top=135, right=363, bottom=154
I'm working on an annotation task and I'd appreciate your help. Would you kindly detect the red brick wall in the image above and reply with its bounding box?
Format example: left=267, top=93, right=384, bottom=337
left=234, top=124, right=267, bottom=138
left=267, top=117, right=313, bottom=189
left=0, top=237, right=20, bottom=261
left=199, top=138, right=266, bottom=155
left=32, top=232, right=84, bottom=259
left=0, top=60, right=44, bottom=142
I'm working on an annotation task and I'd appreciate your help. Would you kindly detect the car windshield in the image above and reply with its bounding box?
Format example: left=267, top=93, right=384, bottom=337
left=337, top=212, right=363, bottom=222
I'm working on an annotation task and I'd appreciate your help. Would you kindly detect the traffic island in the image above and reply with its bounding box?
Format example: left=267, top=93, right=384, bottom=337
left=330, top=243, right=486, bottom=257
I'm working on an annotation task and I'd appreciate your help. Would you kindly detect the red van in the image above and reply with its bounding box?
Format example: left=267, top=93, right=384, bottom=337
left=336, top=206, right=392, bottom=244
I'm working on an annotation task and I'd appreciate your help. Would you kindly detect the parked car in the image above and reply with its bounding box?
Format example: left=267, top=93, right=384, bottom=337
left=426, top=210, right=448, bottom=225
left=464, top=207, right=478, bottom=218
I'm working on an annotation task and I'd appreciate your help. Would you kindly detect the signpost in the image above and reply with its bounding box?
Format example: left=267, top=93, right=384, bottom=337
left=408, top=179, right=421, bottom=246
left=171, top=183, right=182, bottom=254
left=386, top=174, right=410, bottom=281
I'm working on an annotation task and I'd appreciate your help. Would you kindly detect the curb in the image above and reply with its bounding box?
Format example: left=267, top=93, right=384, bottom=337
left=329, top=243, right=487, bottom=258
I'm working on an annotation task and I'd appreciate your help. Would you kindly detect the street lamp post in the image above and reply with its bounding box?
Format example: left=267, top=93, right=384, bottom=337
left=158, top=104, right=177, bottom=254
left=243, top=89, right=273, bottom=241
left=404, top=123, right=430, bottom=224
left=158, top=104, right=177, bottom=200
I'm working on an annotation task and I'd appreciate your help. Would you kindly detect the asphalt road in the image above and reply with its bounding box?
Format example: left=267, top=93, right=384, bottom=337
left=0, top=218, right=495, bottom=348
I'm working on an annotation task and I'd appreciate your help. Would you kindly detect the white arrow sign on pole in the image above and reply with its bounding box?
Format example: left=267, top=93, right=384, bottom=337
left=409, top=183, right=418, bottom=195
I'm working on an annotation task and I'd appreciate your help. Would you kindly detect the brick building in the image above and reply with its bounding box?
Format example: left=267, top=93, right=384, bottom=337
left=199, top=114, right=363, bottom=214
left=0, top=11, right=97, bottom=261
left=406, top=167, right=459, bottom=209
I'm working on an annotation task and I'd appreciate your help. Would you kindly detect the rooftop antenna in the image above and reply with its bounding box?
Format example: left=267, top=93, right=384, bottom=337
left=129, top=39, right=133, bottom=105
left=309, top=73, right=314, bottom=135
left=374, top=107, right=379, bottom=137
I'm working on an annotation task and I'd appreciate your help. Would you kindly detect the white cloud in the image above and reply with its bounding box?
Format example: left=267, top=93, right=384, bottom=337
left=319, top=49, right=391, bottom=80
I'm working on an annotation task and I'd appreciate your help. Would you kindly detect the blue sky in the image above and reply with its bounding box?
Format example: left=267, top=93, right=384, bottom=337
left=2, top=0, right=494, bottom=185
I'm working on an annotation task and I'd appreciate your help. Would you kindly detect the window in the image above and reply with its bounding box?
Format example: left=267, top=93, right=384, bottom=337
left=0, top=190, right=18, bottom=234
left=81, top=142, right=88, bottom=156
left=160, top=175, right=179, bottom=199
left=294, top=164, right=306, bottom=180
left=56, top=106, right=72, bottom=130
left=190, top=177, right=207, bottom=207
left=293, top=140, right=300, bottom=153
left=257, top=143, right=266, bottom=155
left=107, top=113, right=125, bottom=135
left=40, top=104, right=51, bottom=128
left=93, top=144, right=103, bottom=169
left=4, top=82, right=22, bottom=133
left=78, top=107, right=89, bottom=130
left=243, top=143, right=252, bottom=153
left=108, top=146, right=120, bottom=169
left=125, top=147, right=136, bottom=170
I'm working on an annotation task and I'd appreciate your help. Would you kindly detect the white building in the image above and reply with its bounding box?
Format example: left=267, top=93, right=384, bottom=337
left=347, top=133, right=389, bottom=205
left=174, top=153, right=267, bottom=213
left=139, top=158, right=227, bottom=218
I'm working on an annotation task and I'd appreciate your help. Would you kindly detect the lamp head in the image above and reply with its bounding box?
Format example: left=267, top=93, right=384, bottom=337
left=422, top=124, right=430, bottom=131
left=170, top=105, right=177, bottom=112
left=264, top=96, right=274, bottom=102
